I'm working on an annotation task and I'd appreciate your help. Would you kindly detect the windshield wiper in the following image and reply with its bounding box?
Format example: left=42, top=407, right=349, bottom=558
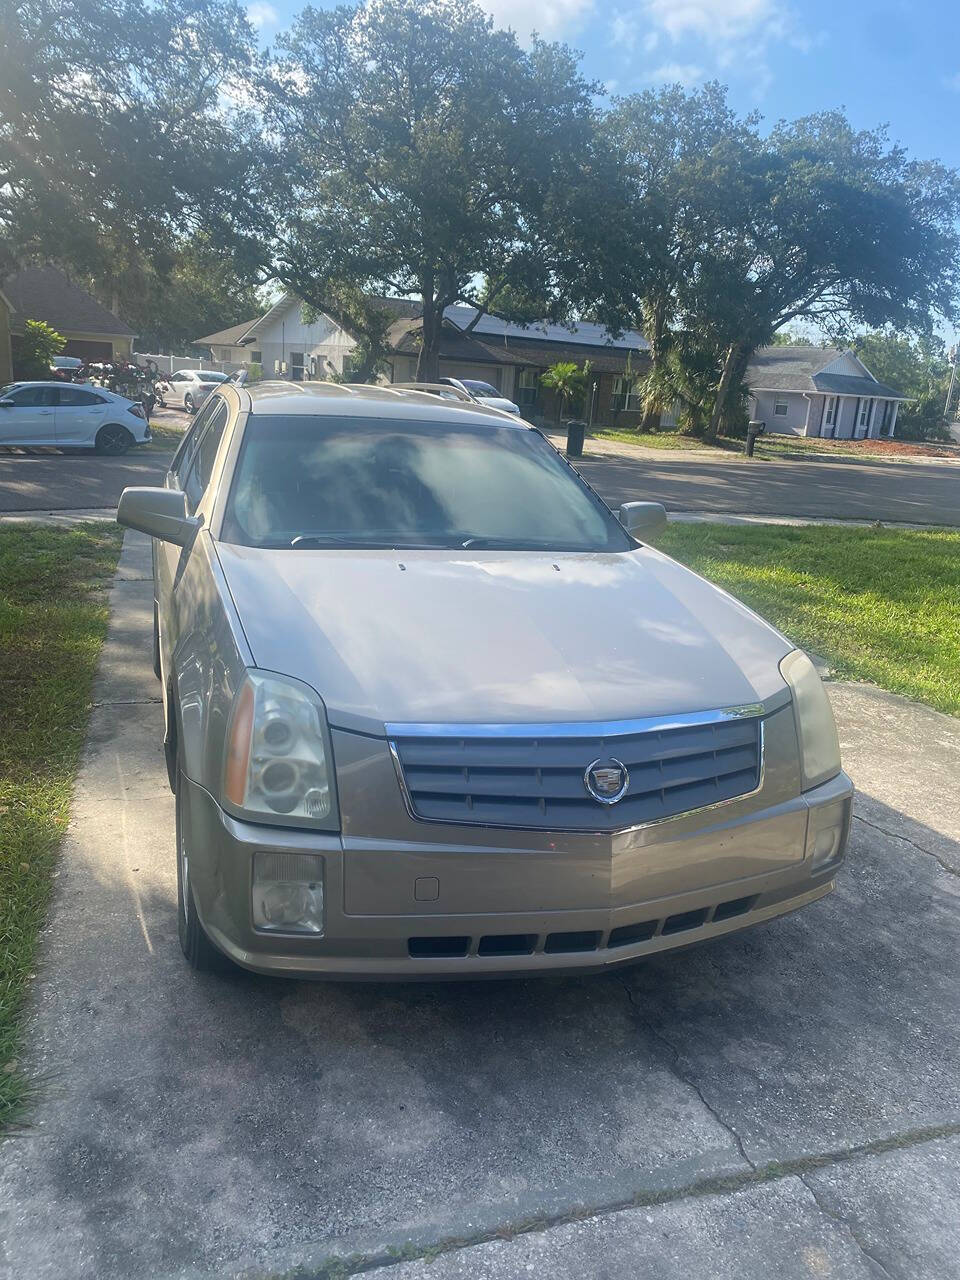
left=289, top=533, right=444, bottom=550
left=460, top=535, right=552, bottom=550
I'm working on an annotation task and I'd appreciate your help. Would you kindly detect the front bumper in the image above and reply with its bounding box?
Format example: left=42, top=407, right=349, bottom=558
left=180, top=770, right=853, bottom=980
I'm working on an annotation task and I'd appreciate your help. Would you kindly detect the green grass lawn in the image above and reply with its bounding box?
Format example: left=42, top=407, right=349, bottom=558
left=654, top=523, right=960, bottom=716
left=0, top=523, right=123, bottom=1128
left=591, top=428, right=735, bottom=453
left=144, top=419, right=187, bottom=451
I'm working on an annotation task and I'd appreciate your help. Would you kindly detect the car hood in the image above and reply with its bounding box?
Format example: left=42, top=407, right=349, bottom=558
left=216, top=544, right=793, bottom=733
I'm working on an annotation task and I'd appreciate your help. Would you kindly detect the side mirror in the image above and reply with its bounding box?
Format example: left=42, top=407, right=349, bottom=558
left=0, top=398, right=14, bottom=408
left=117, top=486, right=200, bottom=547
left=618, top=501, right=667, bottom=538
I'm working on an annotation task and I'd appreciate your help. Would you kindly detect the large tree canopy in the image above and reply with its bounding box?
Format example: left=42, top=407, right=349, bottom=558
left=0, top=0, right=259, bottom=277
left=254, top=0, right=602, bottom=379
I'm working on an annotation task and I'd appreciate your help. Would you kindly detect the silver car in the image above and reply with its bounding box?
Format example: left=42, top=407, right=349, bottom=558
left=117, top=382, right=852, bottom=978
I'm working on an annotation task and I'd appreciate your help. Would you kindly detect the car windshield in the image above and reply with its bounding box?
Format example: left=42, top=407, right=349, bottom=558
left=461, top=380, right=500, bottom=397
left=221, top=416, right=631, bottom=552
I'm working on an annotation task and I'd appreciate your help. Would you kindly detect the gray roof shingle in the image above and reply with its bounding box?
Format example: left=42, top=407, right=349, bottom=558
left=4, top=265, right=135, bottom=337
left=746, top=344, right=905, bottom=398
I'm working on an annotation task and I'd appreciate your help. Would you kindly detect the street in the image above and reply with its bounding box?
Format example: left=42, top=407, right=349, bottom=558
left=2, top=430, right=959, bottom=525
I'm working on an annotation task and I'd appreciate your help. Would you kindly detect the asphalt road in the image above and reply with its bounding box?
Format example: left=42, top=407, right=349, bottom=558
left=1, top=431, right=958, bottom=524
left=2, top=533, right=960, bottom=1279
left=574, top=450, right=960, bottom=525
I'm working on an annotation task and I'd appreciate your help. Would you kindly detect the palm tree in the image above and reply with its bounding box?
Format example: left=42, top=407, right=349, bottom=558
left=541, top=360, right=591, bottom=422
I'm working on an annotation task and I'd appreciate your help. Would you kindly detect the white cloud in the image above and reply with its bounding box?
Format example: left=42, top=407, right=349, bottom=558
left=646, top=61, right=704, bottom=87
left=643, top=0, right=775, bottom=43
left=246, top=1, right=277, bottom=29
left=478, top=0, right=594, bottom=39
left=944, top=71, right=960, bottom=92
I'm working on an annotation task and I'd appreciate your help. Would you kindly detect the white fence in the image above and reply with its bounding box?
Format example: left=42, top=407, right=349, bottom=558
left=133, top=351, right=247, bottom=375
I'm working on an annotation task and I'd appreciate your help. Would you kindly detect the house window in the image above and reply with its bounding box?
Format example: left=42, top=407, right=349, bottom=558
left=611, top=375, right=642, bottom=412
left=880, top=400, right=893, bottom=434
left=857, top=398, right=873, bottom=435
left=824, top=396, right=836, bottom=426
left=774, top=398, right=789, bottom=417
left=516, top=368, right=539, bottom=407
left=250, top=350, right=262, bottom=365
left=290, top=351, right=304, bottom=382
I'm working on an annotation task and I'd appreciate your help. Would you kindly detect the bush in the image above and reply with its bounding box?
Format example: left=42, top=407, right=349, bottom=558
left=12, top=319, right=65, bottom=379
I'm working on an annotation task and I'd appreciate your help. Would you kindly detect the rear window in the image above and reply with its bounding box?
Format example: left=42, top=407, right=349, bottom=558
left=461, top=380, right=500, bottom=397
left=221, top=416, right=630, bottom=552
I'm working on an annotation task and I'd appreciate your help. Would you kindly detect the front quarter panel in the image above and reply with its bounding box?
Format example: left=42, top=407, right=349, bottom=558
left=166, top=528, right=251, bottom=794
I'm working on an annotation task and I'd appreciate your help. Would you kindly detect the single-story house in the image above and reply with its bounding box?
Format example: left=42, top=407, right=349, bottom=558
left=198, top=300, right=907, bottom=436
left=196, top=293, right=367, bottom=378
left=746, top=346, right=907, bottom=439
left=196, top=296, right=651, bottom=424
left=0, top=287, right=13, bottom=384
left=4, top=265, right=136, bottom=365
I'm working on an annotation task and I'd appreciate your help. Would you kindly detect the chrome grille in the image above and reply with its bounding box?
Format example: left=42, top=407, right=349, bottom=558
left=389, top=715, right=763, bottom=831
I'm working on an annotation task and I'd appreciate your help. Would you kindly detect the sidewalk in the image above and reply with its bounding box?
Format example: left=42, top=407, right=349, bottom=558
left=2, top=532, right=960, bottom=1279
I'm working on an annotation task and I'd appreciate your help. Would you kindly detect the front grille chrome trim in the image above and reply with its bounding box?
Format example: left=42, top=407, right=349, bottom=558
left=387, top=712, right=771, bottom=836
left=384, top=691, right=789, bottom=741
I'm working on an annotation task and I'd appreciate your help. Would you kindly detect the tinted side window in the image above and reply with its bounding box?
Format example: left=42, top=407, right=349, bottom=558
left=58, top=388, right=105, bottom=406
left=172, top=397, right=218, bottom=483
left=10, top=386, right=58, bottom=407
left=183, top=403, right=229, bottom=512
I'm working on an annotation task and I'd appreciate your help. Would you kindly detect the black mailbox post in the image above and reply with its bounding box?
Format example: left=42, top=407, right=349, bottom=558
left=745, top=420, right=766, bottom=457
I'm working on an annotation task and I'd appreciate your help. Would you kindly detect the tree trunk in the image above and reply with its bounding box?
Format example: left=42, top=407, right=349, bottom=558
left=708, top=341, right=750, bottom=441
left=640, top=296, right=668, bottom=432
left=416, top=283, right=441, bottom=382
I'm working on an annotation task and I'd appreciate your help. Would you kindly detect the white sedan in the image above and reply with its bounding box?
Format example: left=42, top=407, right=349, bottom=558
left=0, top=382, right=150, bottom=454
left=160, top=369, right=230, bottom=413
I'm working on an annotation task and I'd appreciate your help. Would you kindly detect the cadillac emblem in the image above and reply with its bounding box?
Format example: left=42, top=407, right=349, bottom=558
left=584, top=758, right=629, bottom=805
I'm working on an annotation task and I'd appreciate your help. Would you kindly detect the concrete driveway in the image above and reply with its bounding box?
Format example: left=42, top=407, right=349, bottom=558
left=2, top=533, right=960, bottom=1279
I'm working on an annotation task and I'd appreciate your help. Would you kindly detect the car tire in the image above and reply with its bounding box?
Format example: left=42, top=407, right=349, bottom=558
left=95, top=424, right=134, bottom=456
left=184, top=394, right=195, bottom=414
left=152, top=599, right=162, bottom=680
left=176, top=750, right=233, bottom=974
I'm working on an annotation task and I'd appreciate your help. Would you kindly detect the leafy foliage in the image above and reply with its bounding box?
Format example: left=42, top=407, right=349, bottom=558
left=0, top=0, right=260, bottom=285
left=540, top=361, right=590, bottom=418
left=252, top=0, right=601, bottom=378
left=11, top=319, right=65, bottom=379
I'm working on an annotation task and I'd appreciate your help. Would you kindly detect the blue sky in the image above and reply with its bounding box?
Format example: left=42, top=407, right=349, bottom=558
left=246, top=0, right=960, bottom=172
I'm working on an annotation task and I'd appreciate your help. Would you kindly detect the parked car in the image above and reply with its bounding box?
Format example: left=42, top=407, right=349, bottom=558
left=438, top=376, right=521, bottom=415
left=117, top=381, right=852, bottom=978
left=0, top=381, right=150, bottom=453
left=49, top=355, right=86, bottom=380
left=159, top=369, right=230, bottom=413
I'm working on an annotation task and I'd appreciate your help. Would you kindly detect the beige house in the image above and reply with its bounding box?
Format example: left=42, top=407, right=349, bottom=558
left=4, top=265, right=135, bottom=365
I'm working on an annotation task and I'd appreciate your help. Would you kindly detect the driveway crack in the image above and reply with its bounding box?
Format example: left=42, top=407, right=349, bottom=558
left=854, top=812, right=960, bottom=880
left=617, top=974, right=756, bottom=1172
left=798, top=1173, right=896, bottom=1280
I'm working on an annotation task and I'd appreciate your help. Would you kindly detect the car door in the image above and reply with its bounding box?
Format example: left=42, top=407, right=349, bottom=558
left=0, top=385, right=59, bottom=444
left=55, top=386, right=110, bottom=445
left=155, top=399, right=230, bottom=681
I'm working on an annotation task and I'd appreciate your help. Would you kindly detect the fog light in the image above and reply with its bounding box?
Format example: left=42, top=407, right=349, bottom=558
left=253, top=852, right=324, bottom=933
left=810, top=826, right=841, bottom=868
left=806, top=796, right=849, bottom=870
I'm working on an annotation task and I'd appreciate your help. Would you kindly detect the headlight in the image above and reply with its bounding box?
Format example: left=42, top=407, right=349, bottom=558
left=222, top=670, right=339, bottom=828
left=779, top=649, right=841, bottom=791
